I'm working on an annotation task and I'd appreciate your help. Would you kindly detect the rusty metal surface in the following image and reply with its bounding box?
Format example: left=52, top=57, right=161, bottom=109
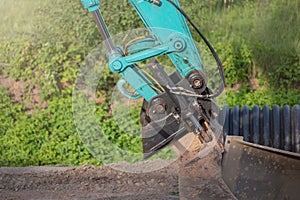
left=222, top=136, right=300, bottom=200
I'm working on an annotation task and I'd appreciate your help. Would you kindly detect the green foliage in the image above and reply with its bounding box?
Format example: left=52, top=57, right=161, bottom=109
left=191, top=0, right=300, bottom=107
left=0, top=0, right=299, bottom=166
left=107, top=102, right=143, bottom=153
left=226, top=86, right=300, bottom=109
left=0, top=89, right=100, bottom=166
left=101, top=0, right=143, bottom=34
left=216, top=41, right=252, bottom=86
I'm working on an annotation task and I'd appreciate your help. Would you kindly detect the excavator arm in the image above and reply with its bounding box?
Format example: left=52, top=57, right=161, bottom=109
left=80, top=0, right=225, bottom=158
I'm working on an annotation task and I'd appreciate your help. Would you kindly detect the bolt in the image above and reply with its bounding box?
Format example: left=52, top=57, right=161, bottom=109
left=111, top=60, right=122, bottom=71
left=147, top=0, right=161, bottom=5
left=152, top=0, right=161, bottom=5
left=174, top=41, right=183, bottom=50
left=155, top=104, right=166, bottom=114
left=183, top=57, right=189, bottom=64
left=193, top=79, right=202, bottom=88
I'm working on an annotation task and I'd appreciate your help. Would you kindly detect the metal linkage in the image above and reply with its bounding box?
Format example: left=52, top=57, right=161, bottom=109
left=81, top=0, right=100, bottom=12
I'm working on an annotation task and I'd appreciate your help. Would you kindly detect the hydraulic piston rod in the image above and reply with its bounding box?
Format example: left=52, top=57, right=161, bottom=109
left=92, top=9, right=115, bottom=54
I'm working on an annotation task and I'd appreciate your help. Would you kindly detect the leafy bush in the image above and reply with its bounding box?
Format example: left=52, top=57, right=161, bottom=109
left=0, top=89, right=100, bottom=166
left=0, top=0, right=299, bottom=166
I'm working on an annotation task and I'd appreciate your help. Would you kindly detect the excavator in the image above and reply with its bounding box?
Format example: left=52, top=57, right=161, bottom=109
left=79, top=0, right=300, bottom=199
left=80, top=0, right=224, bottom=159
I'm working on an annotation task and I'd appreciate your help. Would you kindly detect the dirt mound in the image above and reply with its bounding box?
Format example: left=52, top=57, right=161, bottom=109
left=0, top=163, right=179, bottom=200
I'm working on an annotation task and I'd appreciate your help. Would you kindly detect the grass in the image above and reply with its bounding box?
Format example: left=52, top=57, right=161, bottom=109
left=0, top=0, right=49, bottom=38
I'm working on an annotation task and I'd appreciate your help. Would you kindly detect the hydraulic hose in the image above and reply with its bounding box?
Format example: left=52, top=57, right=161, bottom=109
left=167, top=0, right=226, bottom=99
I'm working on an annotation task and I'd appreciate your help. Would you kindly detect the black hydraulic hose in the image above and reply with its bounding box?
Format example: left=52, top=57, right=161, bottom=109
left=166, top=0, right=226, bottom=98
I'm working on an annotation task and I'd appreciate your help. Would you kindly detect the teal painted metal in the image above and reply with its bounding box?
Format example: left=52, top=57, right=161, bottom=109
left=80, top=0, right=100, bottom=12
left=80, top=0, right=159, bottom=101
left=121, top=67, right=158, bottom=101
left=80, top=0, right=205, bottom=101
left=117, top=79, right=141, bottom=100
left=125, top=37, right=156, bottom=54
left=129, top=0, right=203, bottom=77
left=108, top=34, right=186, bottom=72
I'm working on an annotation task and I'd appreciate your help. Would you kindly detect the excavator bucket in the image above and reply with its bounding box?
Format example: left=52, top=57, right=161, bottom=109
left=222, top=136, right=300, bottom=200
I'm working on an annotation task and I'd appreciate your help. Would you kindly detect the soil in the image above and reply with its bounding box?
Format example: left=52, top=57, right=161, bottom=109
left=0, top=162, right=179, bottom=200
left=0, top=76, right=235, bottom=199
left=0, top=137, right=236, bottom=200
left=177, top=136, right=236, bottom=200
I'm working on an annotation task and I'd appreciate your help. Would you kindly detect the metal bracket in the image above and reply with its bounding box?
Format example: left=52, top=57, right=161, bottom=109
left=109, top=35, right=187, bottom=73
left=81, top=0, right=100, bottom=12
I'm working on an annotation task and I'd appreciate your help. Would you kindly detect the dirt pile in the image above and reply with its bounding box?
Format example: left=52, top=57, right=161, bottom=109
left=177, top=137, right=236, bottom=200
left=0, top=164, right=179, bottom=200
left=0, top=138, right=237, bottom=200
